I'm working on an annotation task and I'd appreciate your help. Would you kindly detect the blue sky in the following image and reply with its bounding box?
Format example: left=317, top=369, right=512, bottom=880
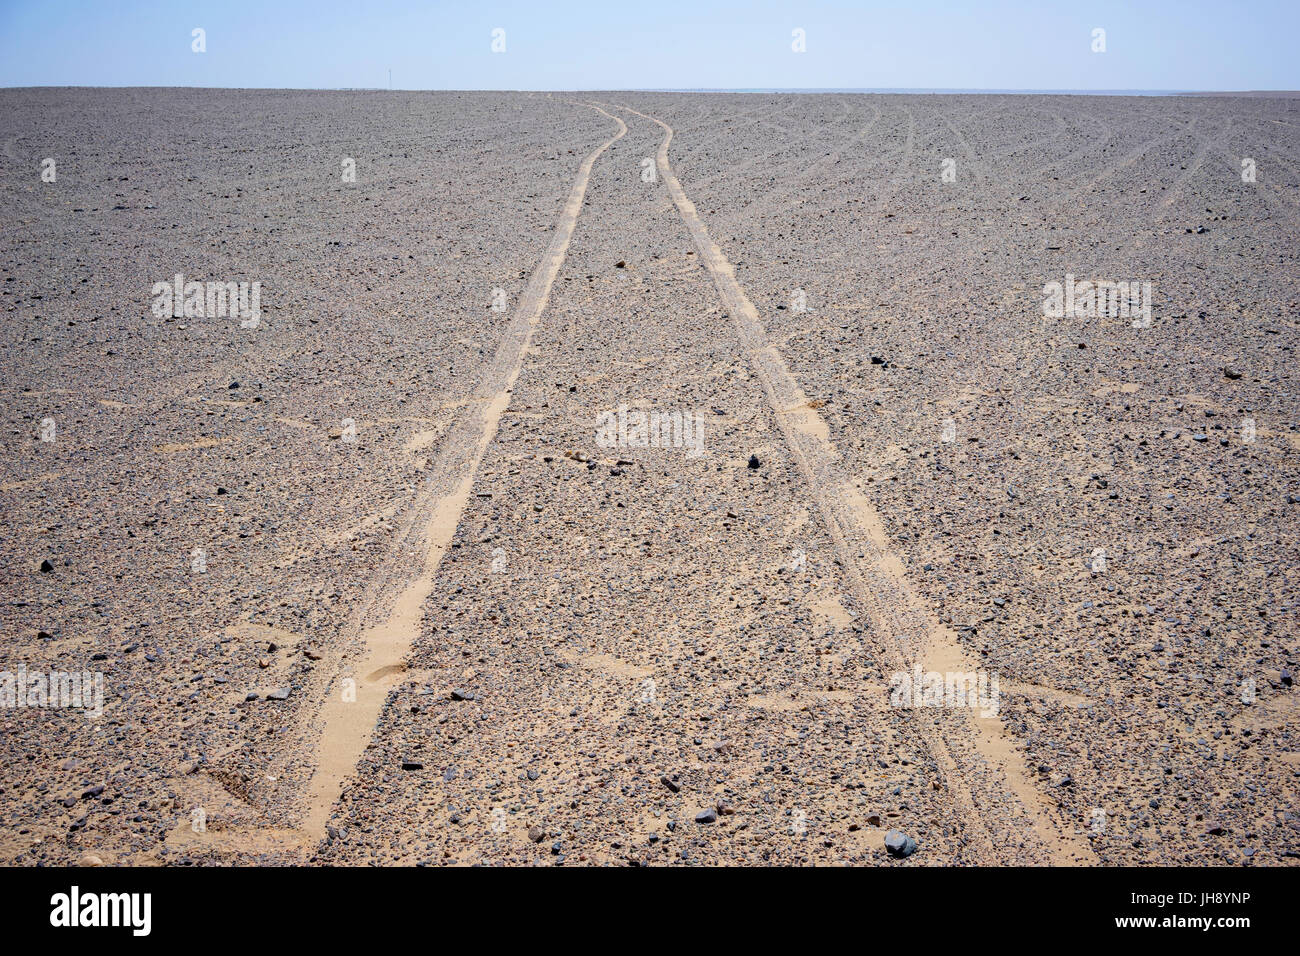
left=1, top=0, right=1296, bottom=91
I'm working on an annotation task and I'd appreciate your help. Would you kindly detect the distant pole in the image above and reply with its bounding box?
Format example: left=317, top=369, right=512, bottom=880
left=388, top=69, right=392, bottom=90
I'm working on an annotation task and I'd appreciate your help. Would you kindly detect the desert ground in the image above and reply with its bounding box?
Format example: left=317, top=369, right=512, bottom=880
left=0, top=89, right=1296, bottom=866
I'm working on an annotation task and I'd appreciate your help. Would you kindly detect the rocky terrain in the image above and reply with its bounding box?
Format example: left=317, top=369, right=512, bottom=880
left=0, top=89, right=1295, bottom=866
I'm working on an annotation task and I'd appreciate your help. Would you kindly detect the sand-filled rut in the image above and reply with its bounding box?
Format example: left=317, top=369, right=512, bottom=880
left=607, top=102, right=1093, bottom=864
left=298, top=103, right=628, bottom=846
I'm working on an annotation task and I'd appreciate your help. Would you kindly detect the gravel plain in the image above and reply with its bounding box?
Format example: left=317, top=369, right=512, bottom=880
left=0, top=89, right=1296, bottom=866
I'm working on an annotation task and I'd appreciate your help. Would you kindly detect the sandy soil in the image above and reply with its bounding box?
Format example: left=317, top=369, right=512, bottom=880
left=0, top=89, right=1296, bottom=866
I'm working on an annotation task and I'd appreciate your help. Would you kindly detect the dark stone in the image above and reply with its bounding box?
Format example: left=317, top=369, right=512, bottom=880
left=884, top=830, right=918, bottom=858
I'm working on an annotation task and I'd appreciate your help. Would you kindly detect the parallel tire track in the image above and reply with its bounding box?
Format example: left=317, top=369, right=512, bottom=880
left=614, top=101, right=1095, bottom=866
left=295, top=103, right=628, bottom=846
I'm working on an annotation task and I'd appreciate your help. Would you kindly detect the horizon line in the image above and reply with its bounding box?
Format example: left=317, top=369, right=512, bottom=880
left=4, top=85, right=1299, bottom=97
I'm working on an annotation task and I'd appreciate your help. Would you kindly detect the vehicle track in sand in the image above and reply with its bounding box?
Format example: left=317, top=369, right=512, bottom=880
left=610, top=100, right=1096, bottom=866
left=293, top=102, right=628, bottom=847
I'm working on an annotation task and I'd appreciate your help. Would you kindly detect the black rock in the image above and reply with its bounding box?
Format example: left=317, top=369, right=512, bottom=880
left=747, top=455, right=760, bottom=469
left=39, top=560, right=53, bottom=573
left=401, top=760, right=423, bottom=771
left=694, top=808, right=718, bottom=823
left=450, top=688, right=473, bottom=701
left=660, top=774, right=681, bottom=793
left=884, top=829, right=917, bottom=858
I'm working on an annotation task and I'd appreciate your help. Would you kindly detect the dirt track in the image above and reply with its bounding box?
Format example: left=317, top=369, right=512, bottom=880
left=1, top=90, right=1296, bottom=865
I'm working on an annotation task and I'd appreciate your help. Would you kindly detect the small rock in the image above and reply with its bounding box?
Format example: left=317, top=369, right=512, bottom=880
left=1223, top=365, right=1242, bottom=380
left=884, top=830, right=917, bottom=858
left=694, top=808, right=718, bottom=824
left=747, top=455, right=760, bottom=469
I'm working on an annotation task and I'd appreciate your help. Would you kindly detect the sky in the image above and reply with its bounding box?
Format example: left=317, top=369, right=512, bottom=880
left=0, top=0, right=1296, bottom=92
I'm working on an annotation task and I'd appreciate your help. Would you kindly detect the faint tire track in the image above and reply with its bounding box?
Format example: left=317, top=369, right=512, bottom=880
left=294, top=101, right=628, bottom=848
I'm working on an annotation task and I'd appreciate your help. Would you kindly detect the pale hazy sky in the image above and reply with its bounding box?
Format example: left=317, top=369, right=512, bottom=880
left=1, top=0, right=1296, bottom=91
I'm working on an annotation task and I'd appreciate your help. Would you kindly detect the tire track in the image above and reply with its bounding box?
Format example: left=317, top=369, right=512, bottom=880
left=295, top=102, right=627, bottom=845
left=720, top=101, right=886, bottom=223
left=614, top=101, right=1095, bottom=866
